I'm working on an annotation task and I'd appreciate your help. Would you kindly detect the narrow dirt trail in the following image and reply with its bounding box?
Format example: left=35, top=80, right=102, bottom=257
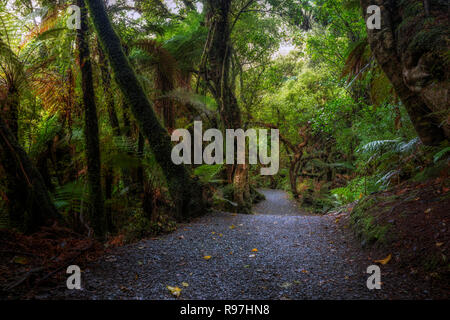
left=57, top=189, right=427, bottom=300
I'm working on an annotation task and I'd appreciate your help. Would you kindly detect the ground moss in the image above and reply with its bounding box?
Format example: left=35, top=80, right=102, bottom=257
left=350, top=197, right=391, bottom=247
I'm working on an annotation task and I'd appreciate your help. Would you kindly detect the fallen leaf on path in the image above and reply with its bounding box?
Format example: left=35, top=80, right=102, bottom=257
left=229, top=224, right=236, bottom=229
left=12, top=256, right=28, bottom=265
left=181, top=282, right=189, bottom=287
left=203, top=255, right=212, bottom=260
left=436, top=242, right=444, bottom=247
left=120, top=286, right=130, bottom=293
left=280, top=282, right=292, bottom=288
left=374, top=254, right=392, bottom=265
left=251, top=248, right=258, bottom=252
left=249, top=254, right=256, bottom=258
left=425, top=208, right=432, bottom=214
left=167, top=286, right=182, bottom=297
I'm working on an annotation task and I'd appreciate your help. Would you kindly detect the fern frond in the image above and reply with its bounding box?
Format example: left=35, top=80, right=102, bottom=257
left=341, top=37, right=370, bottom=81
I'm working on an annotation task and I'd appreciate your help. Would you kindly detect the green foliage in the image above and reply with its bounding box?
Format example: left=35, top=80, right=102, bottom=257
left=194, top=164, right=223, bottom=184
left=52, top=181, right=89, bottom=216
left=350, top=196, right=391, bottom=246
left=433, top=146, right=450, bottom=163
left=331, top=175, right=380, bottom=205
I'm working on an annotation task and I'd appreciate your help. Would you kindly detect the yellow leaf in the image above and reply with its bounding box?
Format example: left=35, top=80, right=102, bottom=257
left=251, top=248, right=258, bottom=252
left=229, top=224, right=236, bottom=229
left=436, top=242, right=444, bottom=247
left=374, top=254, right=392, bottom=265
left=181, top=282, right=189, bottom=287
left=166, top=286, right=182, bottom=297
left=13, top=256, right=28, bottom=265
left=211, top=232, right=216, bottom=234
left=203, top=255, right=212, bottom=260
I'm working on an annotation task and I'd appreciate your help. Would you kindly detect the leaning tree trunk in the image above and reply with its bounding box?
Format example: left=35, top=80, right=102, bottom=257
left=0, top=115, right=59, bottom=233
left=361, top=0, right=449, bottom=145
left=77, top=0, right=105, bottom=237
left=205, top=0, right=251, bottom=213
left=85, top=0, right=207, bottom=219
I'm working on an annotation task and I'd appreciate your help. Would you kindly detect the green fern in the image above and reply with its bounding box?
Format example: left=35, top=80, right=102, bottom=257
left=52, top=181, right=89, bottom=214
left=194, top=164, right=223, bottom=183
left=433, top=146, right=450, bottom=163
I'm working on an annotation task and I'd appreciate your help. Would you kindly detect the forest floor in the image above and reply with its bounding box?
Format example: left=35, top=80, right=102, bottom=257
left=27, top=189, right=444, bottom=300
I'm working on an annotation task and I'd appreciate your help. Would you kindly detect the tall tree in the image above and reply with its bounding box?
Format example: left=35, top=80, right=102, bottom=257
left=84, top=0, right=207, bottom=219
left=360, top=0, right=449, bottom=145
left=203, top=0, right=251, bottom=212
left=77, top=0, right=105, bottom=237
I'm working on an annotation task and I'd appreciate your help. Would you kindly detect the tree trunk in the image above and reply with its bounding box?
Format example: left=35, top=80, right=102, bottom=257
left=4, top=86, right=19, bottom=140
left=205, top=0, right=251, bottom=213
left=0, top=115, right=59, bottom=232
left=98, top=41, right=121, bottom=136
left=85, top=0, right=207, bottom=219
left=1, top=85, right=23, bottom=226
left=289, top=159, right=300, bottom=197
left=77, top=0, right=105, bottom=237
left=360, top=0, right=449, bottom=145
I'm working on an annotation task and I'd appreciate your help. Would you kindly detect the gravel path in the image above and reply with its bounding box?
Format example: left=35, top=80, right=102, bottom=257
left=57, top=189, right=433, bottom=300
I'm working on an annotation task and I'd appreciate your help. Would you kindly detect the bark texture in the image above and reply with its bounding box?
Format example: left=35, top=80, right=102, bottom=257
left=361, top=0, right=449, bottom=145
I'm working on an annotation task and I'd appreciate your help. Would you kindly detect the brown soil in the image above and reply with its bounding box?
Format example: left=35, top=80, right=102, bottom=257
left=337, top=177, right=450, bottom=298
left=0, top=224, right=104, bottom=299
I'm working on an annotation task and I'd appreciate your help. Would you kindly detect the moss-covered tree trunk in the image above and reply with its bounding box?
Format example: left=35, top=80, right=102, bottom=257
left=0, top=115, right=59, bottom=232
left=77, top=0, right=105, bottom=237
left=85, top=0, right=207, bottom=219
left=360, top=0, right=449, bottom=145
left=205, top=0, right=251, bottom=213
left=0, top=85, right=24, bottom=227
